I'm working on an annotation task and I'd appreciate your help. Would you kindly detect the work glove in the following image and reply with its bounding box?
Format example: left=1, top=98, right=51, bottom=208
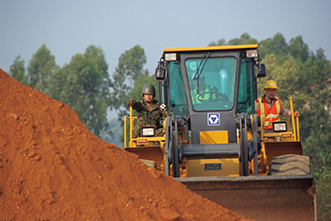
left=127, top=98, right=136, bottom=108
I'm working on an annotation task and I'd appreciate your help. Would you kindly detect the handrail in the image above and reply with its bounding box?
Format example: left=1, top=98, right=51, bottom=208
left=123, top=107, right=137, bottom=148
left=289, top=97, right=297, bottom=141
left=124, top=116, right=127, bottom=148
left=129, top=106, right=133, bottom=147
left=296, top=117, right=300, bottom=141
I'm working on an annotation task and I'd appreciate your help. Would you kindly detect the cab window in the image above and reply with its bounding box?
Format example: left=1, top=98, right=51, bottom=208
left=185, top=57, right=236, bottom=111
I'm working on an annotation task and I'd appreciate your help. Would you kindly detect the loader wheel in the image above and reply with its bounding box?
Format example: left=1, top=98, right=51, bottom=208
left=270, top=154, right=310, bottom=175
left=140, top=159, right=157, bottom=169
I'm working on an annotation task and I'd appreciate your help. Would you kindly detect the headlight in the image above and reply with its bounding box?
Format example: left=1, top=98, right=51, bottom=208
left=164, top=53, right=177, bottom=61
left=246, top=50, right=258, bottom=58
left=273, top=122, right=287, bottom=132
left=142, top=128, right=155, bottom=136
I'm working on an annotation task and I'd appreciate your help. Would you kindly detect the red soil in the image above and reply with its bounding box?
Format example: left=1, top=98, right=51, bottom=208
left=0, top=69, right=251, bottom=221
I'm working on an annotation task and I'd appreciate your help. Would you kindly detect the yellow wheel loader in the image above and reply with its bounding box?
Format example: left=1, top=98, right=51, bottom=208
left=124, top=44, right=316, bottom=221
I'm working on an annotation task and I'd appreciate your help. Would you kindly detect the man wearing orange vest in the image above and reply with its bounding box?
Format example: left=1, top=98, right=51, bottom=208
left=255, top=80, right=300, bottom=130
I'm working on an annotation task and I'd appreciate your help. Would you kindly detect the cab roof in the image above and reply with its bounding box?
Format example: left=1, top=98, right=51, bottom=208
left=162, top=44, right=258, bottom=55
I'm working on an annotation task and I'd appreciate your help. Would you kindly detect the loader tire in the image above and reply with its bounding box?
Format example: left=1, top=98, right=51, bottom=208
left=270, top=154, right=310, bottom=175
left=140, top=159, right=157, bottom=169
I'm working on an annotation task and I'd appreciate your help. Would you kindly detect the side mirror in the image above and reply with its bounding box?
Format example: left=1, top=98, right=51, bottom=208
left=254, top=63, right=266, bottom=78
left=155, top=66, right=166, bottom=81
left=155, top=59, right=167, bottom=81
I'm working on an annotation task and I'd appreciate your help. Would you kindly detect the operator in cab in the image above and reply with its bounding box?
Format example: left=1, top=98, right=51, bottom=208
left=191, top=77, right=228, bottom=104
left=127, top=84, right=169, bottom=138
left=255, top=80, right=300, bottom=130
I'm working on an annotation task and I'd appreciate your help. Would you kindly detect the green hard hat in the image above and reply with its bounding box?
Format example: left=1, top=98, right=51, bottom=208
left=142, top=84, right=155, bottom=95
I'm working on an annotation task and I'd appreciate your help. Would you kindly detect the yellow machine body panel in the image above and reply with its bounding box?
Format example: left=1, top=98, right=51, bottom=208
left=188, top=130, right=239, bottom=177
left=199, top=130, right=228, bottom=144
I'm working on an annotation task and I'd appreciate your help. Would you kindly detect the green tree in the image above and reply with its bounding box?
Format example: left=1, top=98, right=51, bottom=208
left=27, top=44, right=57, bottom=94
left=9, top=55, right=28, bottom=85
left=288, top=35, right=310, bottom=62
left=109, top=45, right=147, bottom=115
left=316, top=169, right=331, bottom=221
left=209, top=38, right=226, bottom=46
left=49, top=65, right=69, bottom=101
left=209, top=33, right=257, bottom=46
left=227, top=33, right=257, bottom=45
left=258, top=32, right=288, bottom=60
left=315, top=151, right=331, bottom=220
left=49, top=45, right=110, bottom=137
left=296, top=49, right=331, bottom=168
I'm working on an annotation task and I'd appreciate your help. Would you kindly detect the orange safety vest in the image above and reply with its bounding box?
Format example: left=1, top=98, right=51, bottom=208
left=256, top=96, right=282, bottom=130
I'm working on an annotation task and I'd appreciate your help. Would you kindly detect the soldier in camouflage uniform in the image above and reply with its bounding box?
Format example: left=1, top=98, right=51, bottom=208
left=127, top=84, right=169, bottom=138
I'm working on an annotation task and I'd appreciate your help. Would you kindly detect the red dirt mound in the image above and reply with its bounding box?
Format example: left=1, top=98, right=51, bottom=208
left=0, top=69, right=250, bottom=221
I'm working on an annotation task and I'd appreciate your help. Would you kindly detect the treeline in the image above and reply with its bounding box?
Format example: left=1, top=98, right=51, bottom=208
left=9, top=33, right=331, bottom=220
left=10, top=45, right=111, bottom=137
left=9, top=44, right=156, bottom=142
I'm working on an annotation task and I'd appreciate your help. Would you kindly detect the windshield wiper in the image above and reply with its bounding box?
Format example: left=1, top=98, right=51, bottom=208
left=193, top=51, right=211, bottom=80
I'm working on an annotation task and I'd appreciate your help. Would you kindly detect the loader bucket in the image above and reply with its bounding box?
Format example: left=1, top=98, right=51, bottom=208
left=176, top=175, right=316, bottom=221
left=125, top=146, right=163, bottom=169
left=264, top=141, right=304, bottom=164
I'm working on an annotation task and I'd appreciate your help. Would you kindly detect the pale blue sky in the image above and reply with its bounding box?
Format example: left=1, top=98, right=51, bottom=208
left=1, top=0, right=330, bottom=77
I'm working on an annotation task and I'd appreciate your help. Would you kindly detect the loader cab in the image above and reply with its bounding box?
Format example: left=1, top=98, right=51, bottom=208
left=155, top=45, right=266, bottom=144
